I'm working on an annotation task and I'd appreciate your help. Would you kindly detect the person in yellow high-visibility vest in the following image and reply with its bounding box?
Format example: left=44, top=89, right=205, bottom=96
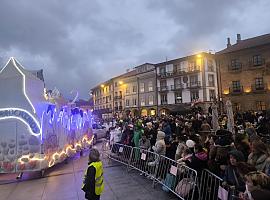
left=82, top=148, right=104, bottom=200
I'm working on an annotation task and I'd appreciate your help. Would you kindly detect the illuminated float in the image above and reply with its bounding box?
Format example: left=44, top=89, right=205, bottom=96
left=0, top=57, right=93, bottom=177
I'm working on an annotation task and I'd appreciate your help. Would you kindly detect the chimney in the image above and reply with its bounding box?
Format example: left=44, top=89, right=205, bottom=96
left=237, top=34, right=241, bottom=43
left=227, top=37, right=231, bottom=48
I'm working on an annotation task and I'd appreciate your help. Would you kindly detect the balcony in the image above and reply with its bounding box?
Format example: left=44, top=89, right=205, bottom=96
left=186, top=81, right=201, bottom=88
left=249, top=58, right=265, bottom=68
left=229, top=86, right=243, bottom=95
left=228, top=63, right=242, bottom=72
left=161, top=101, right=168, bottom=105
left=158, top=86, right=169, bottom=92
left=158, top=70, right=189, bottom=79
left=114, top=95, right=122, bottom=100
left=114, top=106, right=123, bottom=111
left=251, top=83, right=267, bottom=93
left=171, top=84, right=184, bottom=90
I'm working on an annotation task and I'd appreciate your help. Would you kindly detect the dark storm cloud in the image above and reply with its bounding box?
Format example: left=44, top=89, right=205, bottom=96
left=0, top=0, right=269, bottom=99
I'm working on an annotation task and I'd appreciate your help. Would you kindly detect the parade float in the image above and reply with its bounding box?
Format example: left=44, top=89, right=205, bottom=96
left=0, top=57, right=94, bottom=176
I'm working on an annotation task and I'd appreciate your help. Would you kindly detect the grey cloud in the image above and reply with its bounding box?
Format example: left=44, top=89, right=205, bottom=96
left=0, top=0, right=270, bottom=99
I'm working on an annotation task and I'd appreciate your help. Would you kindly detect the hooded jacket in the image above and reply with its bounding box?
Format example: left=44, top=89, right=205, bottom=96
left=152, top=131, right=166, bottom=156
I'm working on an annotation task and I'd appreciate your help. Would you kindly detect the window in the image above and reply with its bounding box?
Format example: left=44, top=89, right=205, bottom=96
left=256, top=101, right=266, bottom=111
left=175, top=93, right=182, bottom=104
left=174, top=78, right=181, bottom=89
left=148, top=81, right=153, bottom=92
left=232, top=81, right=241, bottom=92
left=190, top=90, right=199, bottom=102
left=114, top=82, right=118, bottom=87
left=148, top=95, right=154, bottom=105
left=115, top=92, right=118, bottom=97
left=133, top=98, right=137, bottom=106
left=160, top=66, right=166, bottom=75
left=160, top=80, right=167, bottom=91
left=161, top=94, right=167, bottom=105
left=208, top=74, right=215, bottom=87
left=190, top=75, right=198, bottom=85
left=126, top=87, right=130, bottom=94
left=233, top=103, right=241, bottom=112
left=208, top=60, right=214, bottom=72
left=209, top=90, right=216, bottom=101
left=255, top=77, right=264, bottom=90
left=173, top=63, right=181, bottom=72
left=253, top=55, right=263, bottom=66
left=126, top=99, right=130, bottom=107
left=103, top=97, right=105, bottom=103
left=133, top=85, right=137, bottom=93
left=106, top=96, right=108, bottom=103
left=119, top=91, right=122, bottom=97
left=140, top=83, right=145, bottom=93
left=140, top=97, right=145, bottom=106
left=109, top=95, right=111, bottom=101
left=188, top=61, right=196, bottom=71
left=231, top=59, right=241, bottom=70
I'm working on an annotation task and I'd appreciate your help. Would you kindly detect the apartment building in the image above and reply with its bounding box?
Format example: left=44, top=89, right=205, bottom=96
left=216, top=34, right=270, bottom=112
left=92, top=79, right=114, bottom=119
left=136, top=63, right=157, bottom=116
left=156, top=52, right=218, bottom=115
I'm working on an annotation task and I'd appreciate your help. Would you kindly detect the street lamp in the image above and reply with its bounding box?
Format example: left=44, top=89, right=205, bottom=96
left=119, top=81, right=124, bottom=85
left=101, top=84, right=105, bottom=88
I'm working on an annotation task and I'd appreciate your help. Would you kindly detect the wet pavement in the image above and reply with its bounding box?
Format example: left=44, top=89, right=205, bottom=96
left=0, top=141, right=178, bottom=200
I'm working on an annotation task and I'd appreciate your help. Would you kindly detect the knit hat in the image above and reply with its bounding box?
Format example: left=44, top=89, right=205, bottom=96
left=157, top=131, right=165, bottom=140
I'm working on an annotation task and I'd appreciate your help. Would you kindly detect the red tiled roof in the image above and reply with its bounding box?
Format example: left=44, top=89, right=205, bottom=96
left=217, top=34, right=270, bottom=54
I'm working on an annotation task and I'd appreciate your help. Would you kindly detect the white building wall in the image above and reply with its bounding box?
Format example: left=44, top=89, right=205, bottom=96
left=182, top=90, right=190, bottom=103
left=166, top=64, right=173, bottom=72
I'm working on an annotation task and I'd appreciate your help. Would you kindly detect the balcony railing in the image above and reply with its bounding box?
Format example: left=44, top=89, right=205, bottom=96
left=114, top=95, right=122, bottom=100
left=251, top=83, right=267, bottom=93
left=229, top=86, right=243, bottom=95
left=158, top=69, right=199, bottom=78
left=161, top=101, right=168, bottom=105
left=186, top=81, right=201, bottom=88
left=114, top=106, right=123, bottom=111
left=249, top=58, right=265, bottom=67
left=171, top=84, right=184, bottom=90
left=228, top=63, right=242, bottom=72
left=158, top=86, right=169, bottom=92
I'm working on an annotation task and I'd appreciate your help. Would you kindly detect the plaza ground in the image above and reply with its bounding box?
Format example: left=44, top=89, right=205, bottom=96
left=0, top=141, right=178, bottom=200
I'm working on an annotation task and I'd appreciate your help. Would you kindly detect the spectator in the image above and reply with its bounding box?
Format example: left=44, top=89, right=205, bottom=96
left=184, top=143, right=208, bottom=177
left=82, top=148, right=104, bottom=200
left=223, top=150, right=246, bottom=193
left=165, top=134, right=178, bottom=160
left=248, top=140, right=270, bottom=175
left=152, top=131, right=166, bottom=156
left=121, top=124, right=134, bottom=146
left=139, top=133, right=151, bottom=150
left=243, top=171, right=270, bottom=200
left=175, top=135, right=188, bottom=161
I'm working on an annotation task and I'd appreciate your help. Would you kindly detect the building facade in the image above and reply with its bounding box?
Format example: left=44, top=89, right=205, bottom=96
left=156, top=53, right=218, bottom=115
left=216, top=34, right=270, bottom=112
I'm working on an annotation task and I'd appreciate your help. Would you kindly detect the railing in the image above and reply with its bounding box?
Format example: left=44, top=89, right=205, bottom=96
left=228, top=63, right=242, bottom=72
left=249, top=58, right=265, bottom=67
left=158, top=86, right=169, bottom=92
left=161, top=101, right=168, bottom=105
left=114, top=95, right=122, bottom=100
left=171, top=84, right=184, bottom=90
left=229, top=86, right=243, bottom=95
left=251, top=83, right=267, bottom=93
left=186, top=81, right=201, bottom=88
left=102, top=140, right=236, bottom=200
left=158, top=69, right=200, bottom=79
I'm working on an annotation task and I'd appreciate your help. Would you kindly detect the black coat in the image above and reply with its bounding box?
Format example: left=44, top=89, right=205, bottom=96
left=82, top=165, right=100, bottom=200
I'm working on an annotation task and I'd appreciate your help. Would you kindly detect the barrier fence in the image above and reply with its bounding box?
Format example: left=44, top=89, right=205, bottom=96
left=101, top=140, right=236, bottom=200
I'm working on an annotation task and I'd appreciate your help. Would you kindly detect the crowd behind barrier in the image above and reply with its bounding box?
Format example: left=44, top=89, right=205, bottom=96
left=99, top=110, right=270, bottom=200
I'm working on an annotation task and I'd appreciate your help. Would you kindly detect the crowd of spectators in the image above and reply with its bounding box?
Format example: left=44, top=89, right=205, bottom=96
left=106, top=109, right=270, bottom=200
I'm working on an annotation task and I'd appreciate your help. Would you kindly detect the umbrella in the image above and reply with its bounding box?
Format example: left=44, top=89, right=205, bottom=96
left=226, top=100, right=235, bottom=134
left=211, top=102, right=219, bottom=132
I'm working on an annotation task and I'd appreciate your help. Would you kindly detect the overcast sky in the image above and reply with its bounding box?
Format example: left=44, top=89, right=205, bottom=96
left=0, top=0, right=270, bottom=99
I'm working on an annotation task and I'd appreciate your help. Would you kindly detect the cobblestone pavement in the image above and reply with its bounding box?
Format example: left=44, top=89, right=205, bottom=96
left=0, top=141, right=178, bottom=200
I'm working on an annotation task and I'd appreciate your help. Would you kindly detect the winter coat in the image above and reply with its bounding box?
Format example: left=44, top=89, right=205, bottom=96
left=223, top=165, right=245, bottom=192
left=139, top=138, right=151, bottom=150
left=185, top=151, right=208, bottom=177
left=251, top=189, right=270, bottom=200
left=248, top=153, right=270, bottom=175
left=82, top=164, right=100, bottom=200
left=133, top=129, right=143, bottom=148
left=152, top=131, right=166, bottom=156
left=175, top=142, right=187, bottom=161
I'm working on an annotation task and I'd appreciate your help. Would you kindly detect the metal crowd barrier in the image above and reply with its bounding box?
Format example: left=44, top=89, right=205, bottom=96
left=128, top=147, right=160, bottom=181
left=199, top=169, right=235, bottom=200
left=100, top=142, right=238, bottom=200
left=156, top=155, right=198, bottom=200
left=109, top=142, right=133, bottom=166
